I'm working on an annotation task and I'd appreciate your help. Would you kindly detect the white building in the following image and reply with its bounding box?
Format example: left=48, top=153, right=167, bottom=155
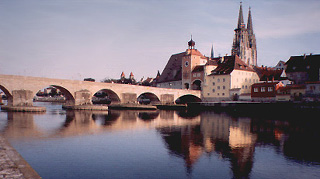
left=203, top=55, right=260, bottom=101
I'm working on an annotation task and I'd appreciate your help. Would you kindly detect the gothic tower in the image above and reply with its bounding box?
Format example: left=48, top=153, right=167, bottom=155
left=231, top=3, right=257, bottom=67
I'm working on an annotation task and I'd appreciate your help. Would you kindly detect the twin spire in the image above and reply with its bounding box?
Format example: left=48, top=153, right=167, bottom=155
left=237, top=2, right=253, bottom=34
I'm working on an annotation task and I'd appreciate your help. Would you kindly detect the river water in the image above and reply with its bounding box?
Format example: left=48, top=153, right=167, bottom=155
left=0, top=102, right=319, bottom=179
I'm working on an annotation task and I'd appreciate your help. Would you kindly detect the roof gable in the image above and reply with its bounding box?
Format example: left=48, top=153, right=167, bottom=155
left=210, top=55, right=255, bottom=75
left=157, top=52, right=185, bottom=83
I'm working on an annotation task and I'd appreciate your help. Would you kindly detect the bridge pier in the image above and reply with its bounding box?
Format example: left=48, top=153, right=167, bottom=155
left=1, top=90, right=46, bottom=112
left=160, top=94, right=174, bottom=104
left=62, top=90, right=108, bottom=111
left=121, top=93, right=137, bottom=104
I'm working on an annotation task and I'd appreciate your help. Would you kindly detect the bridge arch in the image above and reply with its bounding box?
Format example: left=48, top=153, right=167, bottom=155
left=191, top=79, right=202, bottom=90
left=137, top=92, right=160, bottom=105
left=50, top=85, right=75, bottom=105
left=175, top=94, right=202, bottom=104
left=93, top=89, right=121, bottom=104
left=0, top=85, right=12, bottom=105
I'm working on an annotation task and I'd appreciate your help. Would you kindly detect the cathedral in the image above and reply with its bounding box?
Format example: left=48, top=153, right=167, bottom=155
left=232, top=3, right=257, bottom=67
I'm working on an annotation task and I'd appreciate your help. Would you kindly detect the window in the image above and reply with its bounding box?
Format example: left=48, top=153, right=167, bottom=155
left=217, top=78, right=220, bottom=82
left=223, top=78, right=225, bottom=82
left=212, top=89, right=215, bottom=92
left=223, top=86, right=226, bottom=90
left=217, top=86, right=220, bottom=90
left=254, top=88, right=258, bottom=92
left=222, top=93, right=225, bottom=96
left=261, top=87, right=265, bottom=92
left=212, top=82, right=215, bottom=86
left=268, top=87, right=273, bottom=92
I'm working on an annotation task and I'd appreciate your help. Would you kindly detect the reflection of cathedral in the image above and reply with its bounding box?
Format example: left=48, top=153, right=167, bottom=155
left=200, top=113, right=257, bottom=178
left=158, top=125, right=204, bottom=173
left=157, top=112, right=258, bottom=178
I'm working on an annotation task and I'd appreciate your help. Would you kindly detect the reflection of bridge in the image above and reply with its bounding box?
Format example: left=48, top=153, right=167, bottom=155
left=0, top=110, right=201, bottom=139
left=0, top=74, right=200, bottom=109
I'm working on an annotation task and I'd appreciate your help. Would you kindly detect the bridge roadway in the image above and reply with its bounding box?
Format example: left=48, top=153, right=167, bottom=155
left=0, top=74, right=201, bottom=111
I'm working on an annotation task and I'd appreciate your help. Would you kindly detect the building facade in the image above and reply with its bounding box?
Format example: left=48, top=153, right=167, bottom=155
left=285, top=54, right=320, bottom=84
left=203, top=55, right=259, bottom=101
left=251, top=81, right=284, bottom=101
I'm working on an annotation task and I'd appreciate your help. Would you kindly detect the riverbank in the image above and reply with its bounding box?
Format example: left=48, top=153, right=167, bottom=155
left=1, top=105, right=46, bottom=112
left=0, top=135, right=41, bottom=179
left=187, top=101, right=320, bottom=117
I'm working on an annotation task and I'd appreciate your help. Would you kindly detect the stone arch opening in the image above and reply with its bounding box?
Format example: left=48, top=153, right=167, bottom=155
left=175, top=94, right=202, bottom=104
left=34, top=85, right=75, bottom=105
left=137, top=92, right=160, bottom=105
left=0, top=85, right=12, bottom=105
left=92, top=89, right=121, bottom=104
left=191, top=80, right=202, bottom=90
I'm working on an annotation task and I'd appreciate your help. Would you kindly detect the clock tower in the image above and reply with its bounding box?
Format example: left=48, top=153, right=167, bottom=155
left=182, top=37, right=208, bottom=89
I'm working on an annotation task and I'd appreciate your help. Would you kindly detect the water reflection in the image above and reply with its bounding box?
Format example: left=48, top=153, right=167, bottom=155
left=157, top=112, right=256, bottom=178
left=200, top=113, right=256, bottom=178
left=0, top=106, right=319, bottom=178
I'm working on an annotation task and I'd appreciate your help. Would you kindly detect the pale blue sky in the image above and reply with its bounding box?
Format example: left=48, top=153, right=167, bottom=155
left=0, top=0, right=319, bottom=81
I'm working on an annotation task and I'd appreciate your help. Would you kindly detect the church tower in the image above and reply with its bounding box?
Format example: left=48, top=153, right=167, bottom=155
left=231, top=3, right=257, bottom=67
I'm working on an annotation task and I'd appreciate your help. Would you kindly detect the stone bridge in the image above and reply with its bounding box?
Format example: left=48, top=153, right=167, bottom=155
left=0, top=74, right=201, bottom=110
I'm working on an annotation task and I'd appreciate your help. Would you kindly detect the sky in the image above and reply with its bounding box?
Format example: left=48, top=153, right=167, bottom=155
left=0, top=0, right=319, bottom=82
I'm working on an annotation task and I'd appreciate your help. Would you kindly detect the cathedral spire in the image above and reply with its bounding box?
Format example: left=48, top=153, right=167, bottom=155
left=247, top=7, right=253, bottom=35
left=210, top=44, right=214, bottom=59
left=237, top=2, right=245, bottom=29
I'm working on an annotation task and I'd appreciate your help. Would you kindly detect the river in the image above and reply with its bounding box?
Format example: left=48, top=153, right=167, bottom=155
left=0, top=102, right=319, bottom=179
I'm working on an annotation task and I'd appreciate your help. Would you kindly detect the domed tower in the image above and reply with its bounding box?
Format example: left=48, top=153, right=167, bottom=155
left=188, top=36, right=195, bottom=49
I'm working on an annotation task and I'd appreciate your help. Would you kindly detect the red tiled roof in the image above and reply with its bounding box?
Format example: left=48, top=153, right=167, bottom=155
left=254, top=67, right=284, bottom=81
left=278, top=84, right=306, bottom=92
left=206, top=58, right=219, bottom=66
left=157, top=52, right=185, bottom=83
left=158, top=49, right=207, bottom=83
left=210, top=55, right=255, bottom=75
left=186, top=49, right=206, bottom=58
left=252, top=82, right=279, bottom=87
left=192, top=65, right=204, bottom=73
